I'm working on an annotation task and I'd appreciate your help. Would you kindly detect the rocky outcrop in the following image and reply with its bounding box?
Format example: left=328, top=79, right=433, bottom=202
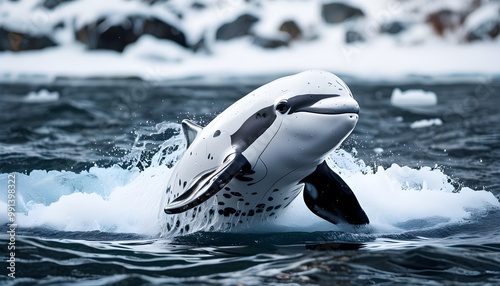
left=426, top=9, right=462, bottom=36
left=345, top=29, right=365, bottom=44
left=43, top=0, right=74, bottom=10
left=380, top=21, right=407, bottom=35
left=465, top=20, right=499, bottom=42
left=321, top=2, right=364, bottom=24
left=279, top=20, right=302, bottom=41
left=215, top=14, right=259, bottom=41
left=75, top=17, right=140, bottom=52
left=75, top=16, right=187, bottom=52
left=462, top=4, right=500, bottom=42
left=253, top=35, right=289, bottom=49
left=0, top=27, right=56, bottom=52
left=1, top=0, right=498, bottom=56
left=142, top=18, right=187, bottom=48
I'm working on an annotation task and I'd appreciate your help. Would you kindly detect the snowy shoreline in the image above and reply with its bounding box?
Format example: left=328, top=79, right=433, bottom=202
left=1, top=0, right=499, bottom=85
left=1, top=39, right=499, bottom=86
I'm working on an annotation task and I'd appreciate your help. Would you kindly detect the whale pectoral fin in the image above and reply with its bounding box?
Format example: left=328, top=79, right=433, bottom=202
left=301, top=161, right=369, bottom=225
left=182, top=119, right=203, bottom=147
left=164, top=153, right=250, bottom=214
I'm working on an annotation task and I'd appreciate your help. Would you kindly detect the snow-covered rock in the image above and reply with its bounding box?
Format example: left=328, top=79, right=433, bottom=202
left=321, top=2, right=365, bottom=24
left=0, top=0, right=499, bottom=82
left=463, top=2, right=500, bottom=42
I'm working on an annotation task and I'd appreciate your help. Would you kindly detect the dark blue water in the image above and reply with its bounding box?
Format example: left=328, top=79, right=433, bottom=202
left=1, top=79, right=500, bottom=285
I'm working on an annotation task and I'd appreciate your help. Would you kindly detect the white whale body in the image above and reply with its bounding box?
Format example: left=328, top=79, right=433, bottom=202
left=162, top=70, right=368, bottom=235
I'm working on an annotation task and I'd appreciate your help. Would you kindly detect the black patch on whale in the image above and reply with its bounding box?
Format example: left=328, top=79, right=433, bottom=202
left=164, top=153, right=250, bottom=214
left=231, top=106, right=276, bottom=153
left=301, top=161, right=369, bottom=225
left=287, top=93, right=359, bottom=115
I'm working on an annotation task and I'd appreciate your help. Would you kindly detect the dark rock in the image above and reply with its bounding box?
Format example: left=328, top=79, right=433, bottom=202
left=43, top=0, right=74, bottom=10
left=345, top=29, right=365, bottom=44
left=463, top=5, right=500, bottom=42
left=426, top=9, right=461, bottom=35
left=321, top=2, right=364, bottom=24
left=216, top=14, right=259, bottom=40
left=54, top=21, right=65, bottom=30
left=75, top=17, right=139, bottom=52
left=253, top=36, right=288, bottom=49
left=191, top=35, right=210, bottom=53
left=279, top=20, right=302, bottom=40
left=464, top=19, right=500, bottom=42
left=142, top=17, right=188, bottom=48
left=141, top=0, right=162, bottom=5
left=75, top=16, right=188, bottom=52
left=0, top=27, right=56, bottom=52
left=380, top=21, right=407, bottom=35
left=191, top=2, right=206, bottom=10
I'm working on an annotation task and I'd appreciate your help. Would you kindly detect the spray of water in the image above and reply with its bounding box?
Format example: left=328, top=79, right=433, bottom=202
left=1, top=122, right=498, bottom=238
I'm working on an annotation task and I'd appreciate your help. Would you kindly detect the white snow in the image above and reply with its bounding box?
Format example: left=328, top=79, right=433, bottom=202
left=463, top=2, right=500, bottom=32
left=0, top=0, right=499, bottom=83
left=123, top=35, right=191, bottom=63
left=391, top=88, right=438, bottom=107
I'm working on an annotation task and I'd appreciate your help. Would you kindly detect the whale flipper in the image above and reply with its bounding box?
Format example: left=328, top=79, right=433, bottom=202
left=164, top=153, right=251, bottom=214
left=182, top=119, right=203, bottom=147
left=301, top=161, right=369, bottom=225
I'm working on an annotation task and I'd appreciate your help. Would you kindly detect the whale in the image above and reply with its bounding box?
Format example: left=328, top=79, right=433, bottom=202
left=161, top=70, right=368, bottom=235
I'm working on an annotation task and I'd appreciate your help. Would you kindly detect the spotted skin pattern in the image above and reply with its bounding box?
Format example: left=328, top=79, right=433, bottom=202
left=161, top=70, right=361, bottom=236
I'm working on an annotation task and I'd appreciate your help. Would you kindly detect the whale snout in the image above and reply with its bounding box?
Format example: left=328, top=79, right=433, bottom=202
left=292, top=94, right=359, bottom=115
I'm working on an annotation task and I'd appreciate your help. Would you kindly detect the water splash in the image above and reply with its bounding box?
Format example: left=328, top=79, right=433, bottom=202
left=1, top=122, right=499, bottom=238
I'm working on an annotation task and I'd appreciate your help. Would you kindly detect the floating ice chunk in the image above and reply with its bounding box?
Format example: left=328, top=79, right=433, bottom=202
left=373, top=147, right=384, bottom=154
left=24, top=89, right=59, bottom=103
left=390, top=88, right=437, bottom=107
left=410, top=118, right=443, bottom=129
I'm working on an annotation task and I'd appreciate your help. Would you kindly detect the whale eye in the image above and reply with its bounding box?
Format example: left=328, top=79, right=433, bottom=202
left=275, top=100, right=290, bottom=114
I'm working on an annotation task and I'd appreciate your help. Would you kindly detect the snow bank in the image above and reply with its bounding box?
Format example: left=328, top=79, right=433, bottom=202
left=0, top=0, right=499, bottom=83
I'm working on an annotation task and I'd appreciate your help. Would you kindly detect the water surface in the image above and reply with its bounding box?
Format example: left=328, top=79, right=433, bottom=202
left=1, top=79, right=499, bottom=285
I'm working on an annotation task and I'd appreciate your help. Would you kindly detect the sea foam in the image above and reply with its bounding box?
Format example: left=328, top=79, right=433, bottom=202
left=1, top=126, right=499, bottom=237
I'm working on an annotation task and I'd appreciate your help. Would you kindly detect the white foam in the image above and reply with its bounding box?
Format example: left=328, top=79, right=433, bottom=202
left=391, top=88, right=438, bottom=107
left=410, top=118, right=443, bottom=129
left=1, top=146, right=498, bottom=237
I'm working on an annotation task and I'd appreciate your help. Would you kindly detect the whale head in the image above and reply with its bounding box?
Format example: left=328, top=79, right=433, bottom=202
left=272, top=70, right=358, bottom=161
left=233, top=69, right=359, bottom=168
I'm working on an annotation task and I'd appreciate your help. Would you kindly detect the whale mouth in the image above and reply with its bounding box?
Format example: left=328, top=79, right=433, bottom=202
left=294, top=104, right=359, bottom=115
left=286, top=94, right=359, bottom=115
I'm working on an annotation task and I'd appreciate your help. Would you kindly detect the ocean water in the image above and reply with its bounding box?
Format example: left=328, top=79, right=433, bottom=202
left=1, top=79, right=500, bottom=285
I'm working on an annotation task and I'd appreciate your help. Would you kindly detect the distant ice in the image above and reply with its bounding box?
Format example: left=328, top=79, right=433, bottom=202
left=24, top=89, right=60, bottom=103
left=410, top=118, right=443, bottom=129
left=391, top=88, right=438, bottom=107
